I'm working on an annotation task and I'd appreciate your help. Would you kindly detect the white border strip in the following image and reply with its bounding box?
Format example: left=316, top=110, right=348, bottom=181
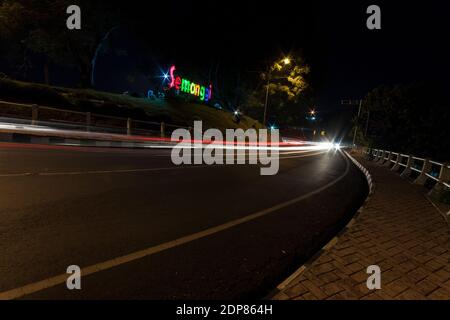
left=344, top=150, right=374, bottom=195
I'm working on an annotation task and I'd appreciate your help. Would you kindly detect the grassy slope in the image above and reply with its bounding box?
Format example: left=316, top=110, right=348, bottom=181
left=0, top=79, right=263, bottom=131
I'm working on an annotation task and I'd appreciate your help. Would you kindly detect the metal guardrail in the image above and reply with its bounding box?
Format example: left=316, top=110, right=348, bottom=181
left=0, top=100, right=190, bottom=138
left=364, top=148, right=450, bottom=190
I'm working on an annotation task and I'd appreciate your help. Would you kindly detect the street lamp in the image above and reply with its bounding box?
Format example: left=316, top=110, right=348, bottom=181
left=263, top=57, right=291, bottom=126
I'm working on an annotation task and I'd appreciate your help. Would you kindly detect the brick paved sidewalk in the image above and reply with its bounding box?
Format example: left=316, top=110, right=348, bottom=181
left=273, top=156, right=450, bottom=300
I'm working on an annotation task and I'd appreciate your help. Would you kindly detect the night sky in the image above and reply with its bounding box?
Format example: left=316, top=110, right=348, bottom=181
left=3, top=0, right=450, bottom=129
left=100, top=0, right=450, bottom=106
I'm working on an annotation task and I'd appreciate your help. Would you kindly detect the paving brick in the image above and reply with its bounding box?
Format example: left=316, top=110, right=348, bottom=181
left=413, top=254, right=436, bottom=265
left=415, top=279, right=440, bottom=296
left=303, top=271, right=325, bottom=286
left=321, top=283, right=344, bottom=297
left=284, top=283, right=308, bottom=298
left=326, top=293, right=347, bottom=300
left=360, top=292, right=383, bottom=300
left=273, top=292, right=290, bottom=300
left=300, top=280, right=327, bottom=300
left=396, top=289, right=427, bottom=300
left=427, top=287, right=450, bottom=300
left=444, top=279, right=450, bottom=290
left=317, top=271, right=341, bottom=285
left=335, top=247, right=357, bottom=257
left=311, top=262, right=336, bottom=275
left=389, top=253, right=410, bottom=265
left=274, top=156, right=450, bottom=301
left=376, top=276, right=409, bottom=297
left=433, top=269, right=450, bottom=282
left=350, top=271, right=368, bottom=284
left=346, top=262, right=365, bottom=274
left=423, top=274, right=446, bottom=287
left=300, top=292, right=318, bottom=300
left=353, top=282, right=372, bottom=297
left=338, top=285, right=365, bottom=300
left=377, top=260, right=394, bottom=272
left=398, top=261, right=419, bottom=273
left=381, top=269, right=404, bottom=285
left=339, top=253, right=361, bottom=266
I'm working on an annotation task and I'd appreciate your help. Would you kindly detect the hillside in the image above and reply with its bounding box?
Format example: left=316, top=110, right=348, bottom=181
left=0, top=79, right=263, bottom=133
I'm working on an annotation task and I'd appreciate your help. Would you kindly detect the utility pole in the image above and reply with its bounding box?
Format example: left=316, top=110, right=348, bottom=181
left=341, top=99, right=363, bottom=146
left=263, top=75, right=270, bottom=126
left=365, top=110, right=370, bottom=137
left=353, top=99, right=363, bottom=146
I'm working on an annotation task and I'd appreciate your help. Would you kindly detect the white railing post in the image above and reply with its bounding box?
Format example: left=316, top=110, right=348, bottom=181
left=414, top=159, right=432, bottom=185
left=391, top=154, right=401, bottom=171
left=438, top=163, right=450, bottom=186
left=383, top=151, right=392, bottom=166
left=374, top=150, right=380, bottom=161
left=429, top=163, right=450, bottom=197
left=400, top=155, right=413, bottom=178
left=376, top=150, right=385, bottom=163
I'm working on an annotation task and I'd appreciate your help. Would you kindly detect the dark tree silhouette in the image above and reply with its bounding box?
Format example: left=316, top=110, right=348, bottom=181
left=0, top=0, right=120, bottom=87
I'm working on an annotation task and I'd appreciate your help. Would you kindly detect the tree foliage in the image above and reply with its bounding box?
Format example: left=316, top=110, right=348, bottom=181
left=241, top=55, right=311, bottom=125
left=361, top=83, right=450, bottom=161
left=0, top=0, right=119, bottom=87
left=266, top=58, right=309, bottom=103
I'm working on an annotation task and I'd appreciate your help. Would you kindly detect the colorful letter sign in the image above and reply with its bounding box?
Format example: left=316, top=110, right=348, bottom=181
left=168, top=65, right=212, bottom=102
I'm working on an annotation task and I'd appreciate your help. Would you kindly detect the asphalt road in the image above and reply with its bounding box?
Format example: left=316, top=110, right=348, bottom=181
left=0, top=142, right=368, bottom=299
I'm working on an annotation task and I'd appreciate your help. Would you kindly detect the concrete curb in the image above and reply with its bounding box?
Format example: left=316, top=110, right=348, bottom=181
left=266, top=150, right=375, bottom=299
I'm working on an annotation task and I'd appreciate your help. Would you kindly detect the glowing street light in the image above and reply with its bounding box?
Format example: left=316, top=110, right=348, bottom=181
left=263, top=56, right=292, bottom=126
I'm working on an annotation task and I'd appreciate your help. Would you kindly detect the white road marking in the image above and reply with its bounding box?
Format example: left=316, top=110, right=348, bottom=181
left=0, top=151, right=325, bottom=177
left=38, top=165, right=211, bottom=176
left=0, top=152, right=350, bottom=300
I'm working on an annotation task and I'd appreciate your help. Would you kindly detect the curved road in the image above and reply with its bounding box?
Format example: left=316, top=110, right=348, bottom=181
left=0, top=142, right=368, bottom=299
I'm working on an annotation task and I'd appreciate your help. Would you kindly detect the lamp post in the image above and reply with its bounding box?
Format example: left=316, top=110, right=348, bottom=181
left=263, top=58, right=291, bottom=126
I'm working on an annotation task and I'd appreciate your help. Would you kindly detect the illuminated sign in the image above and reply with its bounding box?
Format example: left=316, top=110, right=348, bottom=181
left=168, top=65, right=212, bottom=102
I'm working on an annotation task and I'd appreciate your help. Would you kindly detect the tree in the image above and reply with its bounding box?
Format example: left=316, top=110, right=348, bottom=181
left=362, top=83, right=450, bottom=161
left=241, top=54, right=310, bottom=125
left=0, top=0, right=120, bottom=87
left=265, top=57, right=309, bottom=106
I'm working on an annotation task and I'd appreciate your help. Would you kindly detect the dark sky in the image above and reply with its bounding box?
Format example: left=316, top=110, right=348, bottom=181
left=98, top=0, right=449, bottom=138
left=112, top=0, right=450, bottom=105
left=4, top=0, right=449, bottom=131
